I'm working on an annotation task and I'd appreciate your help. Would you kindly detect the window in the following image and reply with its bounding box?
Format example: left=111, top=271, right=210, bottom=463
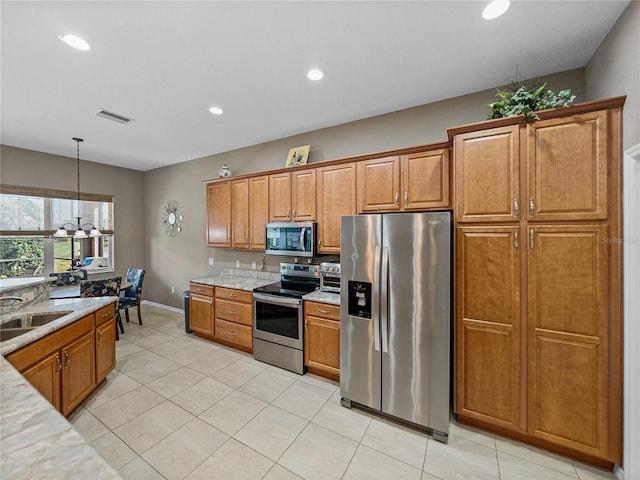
left=0, top=185, right=114, bottom=278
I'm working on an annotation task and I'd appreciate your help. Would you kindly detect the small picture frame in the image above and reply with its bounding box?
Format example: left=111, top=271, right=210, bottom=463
left=285, top=145, right=310, bottom=168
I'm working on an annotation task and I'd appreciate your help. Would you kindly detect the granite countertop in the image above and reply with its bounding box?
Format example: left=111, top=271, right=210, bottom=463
left=190, top=271, right=279, bottom=292
left=0, top=296, right=117, bottom=357
left=1, top=296, right=123, bottom=480
left=0, top=276, right=50, bottom=294
left=0, top=357, right=121, bottom=480
left=303, top=290, right=341, bottom=306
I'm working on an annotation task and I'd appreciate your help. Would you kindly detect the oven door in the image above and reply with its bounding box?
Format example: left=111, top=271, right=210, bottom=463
left=253, top=293, right=303, bottom=350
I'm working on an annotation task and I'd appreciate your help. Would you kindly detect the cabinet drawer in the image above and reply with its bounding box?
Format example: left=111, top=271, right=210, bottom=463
left=305, top=301, right=340, bottom=321
left=215, top=287, right=252, bottom=304
left=95, top=303, right=116, bottom=326
left=190, top=283, right=214, bottom=297
left=215, top=318, right=252, bottom=348
left=6, top=315, right=95, bottom=372
left=215, top=299, right=253, bottom=326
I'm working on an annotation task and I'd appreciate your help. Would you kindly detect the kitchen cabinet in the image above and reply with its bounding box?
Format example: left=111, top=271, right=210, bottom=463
left=455, top=110, right=607, bottom=224
left=95, top=304, right=117, bottom=384
left=188, top=283, right=215, bottom=336
left=269, top=170, right=316, bottom=221
left=6, top=314, right=96, bottom=417
left=304, top=301, right=340, bottom=381
left=451, top=98, right=624, bottom=464
left=231, top=176, right=269, bottom=250
left=357, top=149, right=449, bottom=213
left=214, top=287, right=253, bottom=353
left=316, top=162, right=356, bottom=254
left=206, top=182, right=231, bottom=247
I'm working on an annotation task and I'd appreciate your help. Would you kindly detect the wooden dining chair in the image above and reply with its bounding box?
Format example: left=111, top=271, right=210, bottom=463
left=80, top=276, right=124, bottom=339
left=119, top=268, right=145, bottom=325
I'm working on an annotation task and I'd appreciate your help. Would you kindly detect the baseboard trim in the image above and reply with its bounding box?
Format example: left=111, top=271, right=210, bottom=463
left=140, top=300, right=184, bottom=315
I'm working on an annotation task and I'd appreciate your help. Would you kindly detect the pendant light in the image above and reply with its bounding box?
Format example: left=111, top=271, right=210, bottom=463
left=53, top=138, right=102, bottom=239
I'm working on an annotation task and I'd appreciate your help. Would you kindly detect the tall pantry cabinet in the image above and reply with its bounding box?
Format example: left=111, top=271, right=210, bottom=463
left=451, top=97, right=624, bottom=465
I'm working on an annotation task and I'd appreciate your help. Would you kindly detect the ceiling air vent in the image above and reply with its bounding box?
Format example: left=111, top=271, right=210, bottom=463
left=95, top=108, right=135, bottom=124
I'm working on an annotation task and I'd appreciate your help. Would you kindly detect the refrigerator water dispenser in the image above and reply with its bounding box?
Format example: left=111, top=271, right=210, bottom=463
left=347, top=281, right=372, bottom=318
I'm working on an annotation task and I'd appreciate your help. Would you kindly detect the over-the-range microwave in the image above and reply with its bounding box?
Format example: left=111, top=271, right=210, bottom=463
left=265, top=222, right=316, bottom=257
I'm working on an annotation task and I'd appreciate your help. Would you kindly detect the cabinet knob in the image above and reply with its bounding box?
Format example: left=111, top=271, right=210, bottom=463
left=529, top=198, right=535, bottom=218
left=514, top=198, right=519, bottom=218
left=64, top=350, right=70, bottom=368
left=55, top=354, right=62, bottom=374
left=514, top=229, right=519, bottom=248
left=98, top=330, right=103, bottom=344
left=404, top=192, right=408, bottom=207
left=394, top=192, right=399, bottom=207
left=530, top=228, right=535, bottom=249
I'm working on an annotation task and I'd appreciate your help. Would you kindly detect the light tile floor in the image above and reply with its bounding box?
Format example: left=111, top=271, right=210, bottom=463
left=68, top=305, right=617, bottom=480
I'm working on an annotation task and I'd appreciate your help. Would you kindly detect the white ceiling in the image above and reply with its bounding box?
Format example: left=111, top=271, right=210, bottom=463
left=0, top=1, right=630, bottom=172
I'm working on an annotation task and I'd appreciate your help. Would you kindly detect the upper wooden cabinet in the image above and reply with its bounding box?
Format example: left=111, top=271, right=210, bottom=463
left=316, top=163, right=356, bottom=254
left=455, top=125, right=520, bottom=223
left=206, top=182, right=231, bottom=247
left=269, top=170, right=316, bottom=222
left=527, top=110, right=608, bottom=221
left=231, top=176, right=269, bottom=250
left=357, top=149, right=449, bottom=213
left=454, top=109, right=609, bottom=223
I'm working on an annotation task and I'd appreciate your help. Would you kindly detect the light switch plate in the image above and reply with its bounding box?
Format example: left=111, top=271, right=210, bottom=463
left=208, top=258, right=214, bottom=266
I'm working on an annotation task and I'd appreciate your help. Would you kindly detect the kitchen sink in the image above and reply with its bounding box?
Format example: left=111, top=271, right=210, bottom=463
left=0, top=311, right=73, bottom=341
left=0, top=328, right=35, bottom=342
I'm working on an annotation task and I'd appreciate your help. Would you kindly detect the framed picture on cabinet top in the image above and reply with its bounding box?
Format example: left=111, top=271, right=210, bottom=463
left=285, top=145, right=310, bottom=168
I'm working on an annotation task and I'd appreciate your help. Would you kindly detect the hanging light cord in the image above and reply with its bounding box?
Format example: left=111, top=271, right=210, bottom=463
left=72, top=137, right=83, bottom=225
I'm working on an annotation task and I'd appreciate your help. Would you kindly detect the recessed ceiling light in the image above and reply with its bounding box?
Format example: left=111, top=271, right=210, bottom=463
left=209, top=106, right=224, bottom=115
left=307, top=69, right=324, bottom=81
left=482, top=0, right=510, bottom=20
left=58, top=34, right=90, bottom=51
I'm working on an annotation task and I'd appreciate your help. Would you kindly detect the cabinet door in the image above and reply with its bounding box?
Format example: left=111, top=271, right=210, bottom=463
left=455, top=226, right=521, bottom=432
left=61, top=330, right=96, bottom=416
left=316, top=163, right=356, bottom=253
left=527, top=111, right=608, bottom=221
left=231, top=179, right=249, bottom=249
left=292, top=169, right=317, bottom=221
left=401, top=149, right=450, bottom=210
left=455, top=125, right=520, bottom=223
left=207, top=182, right=231, bottom=247
left=189, top=292, right=215, bottom=335
left=269, top=172, right=292, bottom=221
left=96, top=318, right=116, bottom=383
left=527, top=225, right=609, bottom=458
left=248, top=175, right=269, bottom=250
left=304, top=315, right=340, bottom=381
left=357, top=156, right=401, bottom=212
left=21, top=351, right=61, bottom=411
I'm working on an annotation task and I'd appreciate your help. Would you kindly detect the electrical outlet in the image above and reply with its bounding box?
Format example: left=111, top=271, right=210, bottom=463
left=208, top=258, right=214, bottom=266
left=170, top=286, right=175, bottom=294
left=235, top=260, right=240, bottom=268
left=252, top=261, right=257, bottom=270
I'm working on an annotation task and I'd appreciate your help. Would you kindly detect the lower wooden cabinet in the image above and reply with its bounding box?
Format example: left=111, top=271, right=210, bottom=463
left=189, top=283, right=215, bottom=335
left=6, top=314, right=97, bottom=417
left=95, top=304, right=117, bottom=384
left=214, top=287, right=253, bottom=353
left=455, top=224, right=617, bottom=463
left=304, top=301, right=340, bottom=381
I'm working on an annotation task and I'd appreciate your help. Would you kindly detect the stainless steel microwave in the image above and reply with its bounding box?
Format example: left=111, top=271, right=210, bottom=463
left=265, top=222, right=316, bottom=257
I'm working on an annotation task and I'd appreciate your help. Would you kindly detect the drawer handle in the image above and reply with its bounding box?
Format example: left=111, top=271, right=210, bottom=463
left=228, top=293, right=237, bottom=298
left=228, top=330, right=236, bottom=336
left=98, top=330, right=103, bottom=344
left=318, top=309, right=329, bottom=314
left=198, top=288, right=204, bottom=292
left=64, top=350, right=70, bottom=368
left=102, top=312, right=110, bottom=318
left=228, top=310, right=237, bottom=315
left=56, top=355, right=62, bottom=374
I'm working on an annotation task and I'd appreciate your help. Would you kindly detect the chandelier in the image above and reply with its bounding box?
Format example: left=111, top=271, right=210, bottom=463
left=53, top=138, right=102, bottom=239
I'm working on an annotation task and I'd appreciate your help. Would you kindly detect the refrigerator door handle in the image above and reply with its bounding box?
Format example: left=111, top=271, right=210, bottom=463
left=380, top=246, right=389, bottom=353
left=373, top=245, right=381, bottom=352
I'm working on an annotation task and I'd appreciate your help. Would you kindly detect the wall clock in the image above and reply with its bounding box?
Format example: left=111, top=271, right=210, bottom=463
left=162, top=199, right=184, bottom=237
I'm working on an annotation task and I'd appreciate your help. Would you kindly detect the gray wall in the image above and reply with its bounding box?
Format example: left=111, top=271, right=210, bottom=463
left=585, top=1, right=639, bottom=150
left=144, top=68, right=585, bottom=308
left=0, top=145, right=145, bottom=282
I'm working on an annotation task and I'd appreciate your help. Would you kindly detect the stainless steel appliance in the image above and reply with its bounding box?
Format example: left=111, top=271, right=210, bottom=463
left=320, top=262, right=341, bottom=293
left=253, top=262, right=320, bottom=374
left=340, top=212, right=451, bottom=442
left=265, top=222, right=316, bottom=257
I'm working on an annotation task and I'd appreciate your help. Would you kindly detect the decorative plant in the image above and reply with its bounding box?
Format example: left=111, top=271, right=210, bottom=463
left=487, top=78, right=576, bottom=122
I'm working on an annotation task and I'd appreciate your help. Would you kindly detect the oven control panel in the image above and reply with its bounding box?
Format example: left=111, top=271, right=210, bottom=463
left=279, top=262, right=320, bottom=278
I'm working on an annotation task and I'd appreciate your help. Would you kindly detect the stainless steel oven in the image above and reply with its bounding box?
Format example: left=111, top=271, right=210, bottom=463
left=253, top=263, right=320, bottom=374
left=320, top=262, right=341, bottom=293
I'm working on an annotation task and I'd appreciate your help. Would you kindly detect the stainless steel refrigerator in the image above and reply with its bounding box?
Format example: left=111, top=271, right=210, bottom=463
left=340, top=212, right=451, bottom=442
